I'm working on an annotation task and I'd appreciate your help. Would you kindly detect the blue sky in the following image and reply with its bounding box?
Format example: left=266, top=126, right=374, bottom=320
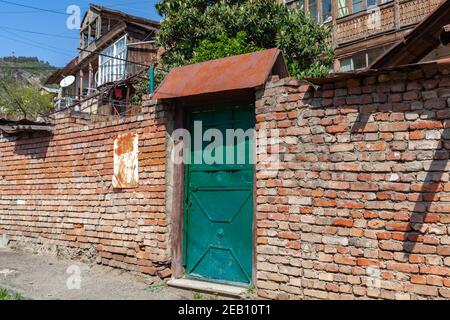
left=0, top=0, right=161, bottom=67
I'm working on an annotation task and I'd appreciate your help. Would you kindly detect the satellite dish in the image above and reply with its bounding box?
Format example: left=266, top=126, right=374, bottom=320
left=60, top=75, right=75, bottom=88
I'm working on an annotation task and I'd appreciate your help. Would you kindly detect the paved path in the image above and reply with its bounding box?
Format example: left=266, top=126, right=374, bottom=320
left=0, top=248, right=207, bottom=300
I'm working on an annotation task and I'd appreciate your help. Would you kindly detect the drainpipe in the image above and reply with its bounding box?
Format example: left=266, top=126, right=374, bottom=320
left=79, top=69, right=84, bottom=99
left=149, top=65, right=155, bottom=96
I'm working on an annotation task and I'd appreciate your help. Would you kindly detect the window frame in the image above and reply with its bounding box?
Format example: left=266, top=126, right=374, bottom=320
left=284, top=0, right=331, bottom=24
left=341, top=0, right=394, bottom=18
left=308, top=0, right=319, bottom=22
left=321, top=0, right=333, bottom=23
left=286, top=0, right=394, bottom=20
left=338, top=45, right=391, bottom=72
left=98, top=35, right=128, bottom=86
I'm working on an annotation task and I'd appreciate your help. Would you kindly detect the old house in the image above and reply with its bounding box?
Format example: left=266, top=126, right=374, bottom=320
left=45, top=4, right=160, bottom=115
left=281, top=0, right=450, bottom=72
left=0, top=1, right=450, bottom=300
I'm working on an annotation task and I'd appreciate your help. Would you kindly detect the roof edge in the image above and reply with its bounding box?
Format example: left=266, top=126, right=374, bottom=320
left=153, top=48, right=288, bottom=101
left=370, top=0, right=450, bottom=69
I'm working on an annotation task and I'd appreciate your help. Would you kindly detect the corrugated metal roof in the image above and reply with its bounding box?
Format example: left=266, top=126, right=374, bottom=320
left=153, top=48, right=288, bottom=100
left=88, top=4, right=160, bottom=30
left=0, top=119, right=53, bottom=134
left=45, top=57, right=78, bottom=85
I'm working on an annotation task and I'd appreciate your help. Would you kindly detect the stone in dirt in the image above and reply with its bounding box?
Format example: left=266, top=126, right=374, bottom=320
left=0, top=269, right=17, bottom=279
left=0, top=235, right=9, bottom=248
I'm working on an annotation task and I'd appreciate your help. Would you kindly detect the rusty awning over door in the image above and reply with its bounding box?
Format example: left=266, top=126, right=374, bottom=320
left=153, top=48, right=288, bottom=100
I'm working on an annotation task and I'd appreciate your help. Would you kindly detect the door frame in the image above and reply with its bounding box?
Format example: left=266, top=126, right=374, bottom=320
left=168, top=100, right=257, bottom=288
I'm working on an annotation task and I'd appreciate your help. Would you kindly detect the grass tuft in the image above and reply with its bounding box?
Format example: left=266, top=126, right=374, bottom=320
left=0, top=289, right=22, bottom=300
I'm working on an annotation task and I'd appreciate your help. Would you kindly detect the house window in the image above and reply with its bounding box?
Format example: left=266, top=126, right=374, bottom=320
left=286, top=0, right=394, bottom=19
left=286, top=0, right=335, bottom=24
left=340, top=57, right=353, bottom=72
left=367, top=46, right=388, bottom=65
left=339, top=52, right=366, bottom=72
left=339, top=46, right=390, bottom=72
left=308, top=0, right=319, bottom=22
left=322, top=0, right=332, bottom=23
left=352, top=51, right=366, bottom=69
left=338, top=0, right=349, bottom=17
left=352, top=0, right=364, bottom=13
left=98, top=36, right=127, bottom=86
left=296, top=0, right=330, bottom=23
left=286, top=0, right=394, bottom=20
left=338, top=0, right=393, bottom=18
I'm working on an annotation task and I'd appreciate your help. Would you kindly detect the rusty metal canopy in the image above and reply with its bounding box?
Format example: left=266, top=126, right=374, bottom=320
left=153, top=48, right=288, bottom=100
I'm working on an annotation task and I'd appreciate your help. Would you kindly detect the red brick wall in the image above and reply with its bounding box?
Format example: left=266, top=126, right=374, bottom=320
left=0, top=103, right=172, bottom=277
left=255, top=63, right=450, bottom=300
left=1, top=63, right=450, bottom=299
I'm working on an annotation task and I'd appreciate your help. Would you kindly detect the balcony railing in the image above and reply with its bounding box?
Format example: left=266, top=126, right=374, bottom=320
left=334, top=0, right=443, bottom=46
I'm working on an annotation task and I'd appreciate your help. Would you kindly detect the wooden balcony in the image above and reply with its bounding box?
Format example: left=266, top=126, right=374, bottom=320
left=334, top=0, right=443, bottom=47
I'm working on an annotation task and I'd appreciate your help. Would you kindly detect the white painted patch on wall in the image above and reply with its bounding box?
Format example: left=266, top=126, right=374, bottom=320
left=388, top=173, right=400, bottom=182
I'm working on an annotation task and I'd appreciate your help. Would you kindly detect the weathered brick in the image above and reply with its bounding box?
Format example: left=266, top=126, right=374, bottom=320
left=406, top=284, right=439, bottom=297
left=4, top=64, right=450, bottom=301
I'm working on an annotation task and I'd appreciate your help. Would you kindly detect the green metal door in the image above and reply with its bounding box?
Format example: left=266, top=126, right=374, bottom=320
left=184, top=105, right=254, bottom=285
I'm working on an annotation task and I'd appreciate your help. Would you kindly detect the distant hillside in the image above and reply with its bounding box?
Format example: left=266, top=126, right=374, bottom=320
left=0, top=57, right=57, bottom=121
left=0, top=56, right=57, bottom=87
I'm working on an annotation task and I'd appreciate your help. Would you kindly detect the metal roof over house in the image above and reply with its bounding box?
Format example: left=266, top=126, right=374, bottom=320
left=85, top=4, right=160, bottom=31
left=0, top=119, right=53, bottom=134
left=153, top=48, right=289, bottom=100
left=45, top=58, right=79, bottom=85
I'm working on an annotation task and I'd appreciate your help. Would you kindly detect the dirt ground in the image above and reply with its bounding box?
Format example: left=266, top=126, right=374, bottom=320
left=0, top=248, right=220, bottom=300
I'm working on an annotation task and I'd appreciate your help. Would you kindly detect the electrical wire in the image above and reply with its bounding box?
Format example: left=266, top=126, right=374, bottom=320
left=0, top=27, right=75, bottom=56
left=0, top=25, right=79, bottom=39
left=0, top=0, right=69, bottom=15
left=78, top=47, right=154, bottom=68
left=0, top=1, right=159, bottom=17
left=0, top=10, right=39, bottom=14
left=0, top=65, right=61, bottom=70
left=0, top=33, right=73, bottom=57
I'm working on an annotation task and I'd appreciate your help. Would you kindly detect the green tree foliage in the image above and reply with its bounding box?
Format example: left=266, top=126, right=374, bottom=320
left=155, top=0, right=334, bottom=79
left=0, top=77, right=53, bottom=120
left=191, top=32, right=262, bottom=64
